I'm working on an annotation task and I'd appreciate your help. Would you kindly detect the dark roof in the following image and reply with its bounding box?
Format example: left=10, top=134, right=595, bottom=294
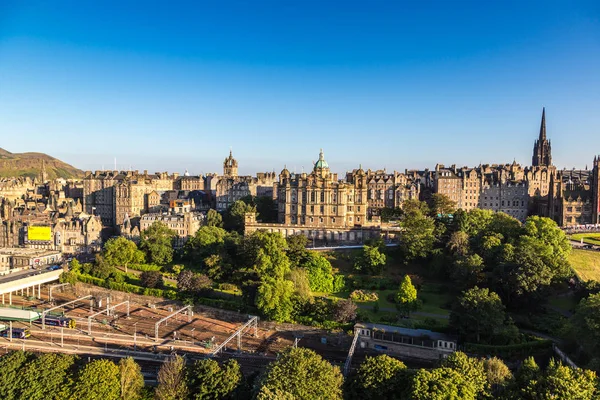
left=355, top=322, right=456, bottom=342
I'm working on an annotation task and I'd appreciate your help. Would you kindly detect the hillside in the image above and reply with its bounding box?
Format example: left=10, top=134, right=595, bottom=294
left=0, top=147, right=83, bottom=180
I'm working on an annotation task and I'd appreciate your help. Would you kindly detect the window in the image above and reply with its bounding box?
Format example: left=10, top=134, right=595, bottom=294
left=310, top=205, right=314, bottom=213
left=320, top=192, right=325, bottom=202
left=320, top=205, right=324, bottom=214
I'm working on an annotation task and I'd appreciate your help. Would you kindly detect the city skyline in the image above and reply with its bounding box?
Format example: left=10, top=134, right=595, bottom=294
left=1, top=1, right=599, bottom=173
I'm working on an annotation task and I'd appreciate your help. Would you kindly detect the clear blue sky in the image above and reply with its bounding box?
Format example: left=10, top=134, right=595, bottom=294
left=1, top=1, right=599, bottom=175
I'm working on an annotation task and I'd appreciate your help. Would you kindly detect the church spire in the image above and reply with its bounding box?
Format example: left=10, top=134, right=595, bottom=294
left=539, top=107, right=546, bottom=141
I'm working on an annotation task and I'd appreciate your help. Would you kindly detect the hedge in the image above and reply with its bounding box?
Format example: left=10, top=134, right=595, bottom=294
left=464, top=340, right=553, bottom=358
left=128, top=264, right=163, bottom=272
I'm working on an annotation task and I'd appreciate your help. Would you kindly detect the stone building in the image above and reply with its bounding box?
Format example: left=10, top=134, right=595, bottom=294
left=345, top=169, right=422, bottom=217
left=0, top=248, right=62, bottom=275
left=244, top=150, right=383, bottom=243
left=215, top=151, right=276, bottom=211
left=139, top=201, right=203, bottom=248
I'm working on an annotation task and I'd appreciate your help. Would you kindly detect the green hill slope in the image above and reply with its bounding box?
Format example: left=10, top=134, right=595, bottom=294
left=0, top=147, right=83, bottom=179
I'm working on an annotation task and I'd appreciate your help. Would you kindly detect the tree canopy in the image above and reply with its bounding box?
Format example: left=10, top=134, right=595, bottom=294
left=103, top=236, right=145, bottom=273
left=139, top=221, right=176, bottom=265
left=256, top=347, right=343, bottom=400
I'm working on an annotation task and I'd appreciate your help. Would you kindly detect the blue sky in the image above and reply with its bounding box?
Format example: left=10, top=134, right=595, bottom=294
left=0, top=1, right=599, bottom=175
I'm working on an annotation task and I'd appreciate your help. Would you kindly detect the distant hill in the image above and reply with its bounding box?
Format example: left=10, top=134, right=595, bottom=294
left=0, top=147, right=83, bottom=179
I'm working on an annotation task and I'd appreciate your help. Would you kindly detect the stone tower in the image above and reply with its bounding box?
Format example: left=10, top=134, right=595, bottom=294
left=532, top=108, right=552, bottom=167
left=40, top=159, right=48, bottom=182
left=223, top=150, right=238, bottom=177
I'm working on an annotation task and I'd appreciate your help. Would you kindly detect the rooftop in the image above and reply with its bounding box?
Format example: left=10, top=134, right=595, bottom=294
left=355, top=322, right=457, bottom=342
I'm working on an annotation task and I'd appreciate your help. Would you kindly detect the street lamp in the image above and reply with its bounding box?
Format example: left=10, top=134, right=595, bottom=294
left=133, top=322, right=138, bottom=351
left=191, top=328, right=195, bottom=345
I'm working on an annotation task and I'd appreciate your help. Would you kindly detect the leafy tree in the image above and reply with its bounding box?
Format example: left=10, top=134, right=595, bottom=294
left=571, top=293, right=600, bottom=357
left=380, top=207, right=403, bottom=222
left=302, top=252, right=334, bottom=292
left=0, top=351, right=35, bottom=400
left=537, top=359, right=597, bottom=399
left=456, top=208, right=495, bottom=237
left=428, top=193, right=456, bottom=217
left=73, top=359, right=120, bottom=400
left=188, top=359, right=242, bottom=399
left=396, top=275, right=418, bottom=316
left=205, top=209, right=223, bottom=228
left=224, top=200, right=256, bottom=233
left=140, top=270, right=164, bottom=289
left=447, top=230, right=470, bottom=257
left=92, top=254, right=114, bottom=279
left=119, top=357, right=144, bottom=400
left=243, top=231, right=291, bottom=280
left=286, top=268, right=311, bottom=300
left=450, top=253, right=485, bottom=287
left=354, top=244, right=387, bottom=274
left=103, top=236, right=145, bottom=273
left=15, top=353, right=77, bottom=400
left=398, top=205, right=435, bottom=262
left=409, top=367, right=477, bottom=400
left=155, top=354, right=188, bottom=400
left=139, top=221, right=176, bottom=265
left=441, top=352, right=489, bottom=397
left=256, top=347, right=343, bottom=400
left=254, top=196, right=278, bottom=223
left=483, top=356, right=512, bottom=387
left=333, top=299, right=357, bottom=323
left=182, top=226, right=227, bottom=261
left=256, top=277, right=295, bottom=322
left=346, top=355, right=406, bottom=399
left=177, top=270, right=212, bottom=294
left=450, top=287, right=508, bottom=343
left=286, top=234, right=309, bottom=266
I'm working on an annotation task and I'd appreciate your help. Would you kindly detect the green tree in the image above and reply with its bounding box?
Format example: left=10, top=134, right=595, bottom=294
left=571, top=293, right=600, bottom=358
left=302, top=252, right=334, bottom=292
left=254, top=196, right=278, bottom=223
left=450, top=253, right=485, bottom=287
left=256, top=277, right=295, bottom=322
left=0, top=351, right=35, bottom=400
left=537, top=359, right=597, bottom=399
left=409, top=367, right=476, bottom=400
left=92, top=254, right=114, bottom=279
left=447, top=230, right=470, bottom=257
left=428, top=193, right=456, bottom=217
left=354, top=244, right=387, bottom=274
left=256, top=347, right=343, bottom=400
left=398, top=205, right=436, bottom=262
left=286, top=267, right=312, bottom=300
left=139, top=221, right=176, bottom=265
left=103, top=236, right=145, bottom=273
left=396, top=275, right=418, bottom=317
left=177, top=270, right=212, bottom=294
left=73, top=359, right=120, bottom=400
left=450, top=287, right=507, bottom=343
left=346, top=355, right=406, bottom=399
left=188, top=359, right=242, bottom=399
left=224, top=200, right=256, bottom=233
left=119, top=357, right=144, bottom=400
left=205, top=209, right=223, bottom=228
left=16, top=353, right=77, bottom=400
left=286, top=234, right=309, bottom=266
left=243, top=231, right=291, bottom=280
left=441, top=352, right=489, bottom=397
left=155, top=354, right=188, bottom=400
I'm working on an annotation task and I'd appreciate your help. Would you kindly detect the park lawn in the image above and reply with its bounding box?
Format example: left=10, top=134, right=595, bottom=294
left=418, top=284, right=453, bottom=316
left=548, top=295, right=578, bottom=314
left=569, top=249, right=600, bottom=281
left=569, top=233, right=600, bottom=246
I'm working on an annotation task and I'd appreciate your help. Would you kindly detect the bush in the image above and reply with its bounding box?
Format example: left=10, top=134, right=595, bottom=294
left=128, top=263, right=163, bottom=272
left=218, top=283, right=240, bottom=292
left=349, top=290, right=379, bottom=302
left=332, top=275, right=346, bottom=293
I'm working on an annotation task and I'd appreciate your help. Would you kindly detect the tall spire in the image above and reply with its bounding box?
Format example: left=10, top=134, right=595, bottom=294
left=539, top=107, right=546, bottom=141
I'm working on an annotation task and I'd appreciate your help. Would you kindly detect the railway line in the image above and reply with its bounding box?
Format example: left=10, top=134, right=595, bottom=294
left=0, top=286, right=360, bottom=375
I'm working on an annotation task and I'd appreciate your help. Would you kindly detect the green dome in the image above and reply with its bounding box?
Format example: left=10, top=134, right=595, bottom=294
left=314, top=149, right=329, bottom=170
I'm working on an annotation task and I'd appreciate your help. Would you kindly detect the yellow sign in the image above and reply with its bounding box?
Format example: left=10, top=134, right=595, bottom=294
left=27, top=226, right=51, bottom=241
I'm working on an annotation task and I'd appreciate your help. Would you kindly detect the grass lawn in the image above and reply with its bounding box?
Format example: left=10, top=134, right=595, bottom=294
left=569, top=249, right=600, bottom=281
left=568, top=233, right=600, bottom=246
left=548, top=295, right=578, bottom=314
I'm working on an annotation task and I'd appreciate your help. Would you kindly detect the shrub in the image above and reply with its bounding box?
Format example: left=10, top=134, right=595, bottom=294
left=218, top=283, right=240, bottom=292
left=128, top=263, right=163, bottom=272
left=349, top=290, right=379, bottom=302
left=332, top=275, right=346, bottom=293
